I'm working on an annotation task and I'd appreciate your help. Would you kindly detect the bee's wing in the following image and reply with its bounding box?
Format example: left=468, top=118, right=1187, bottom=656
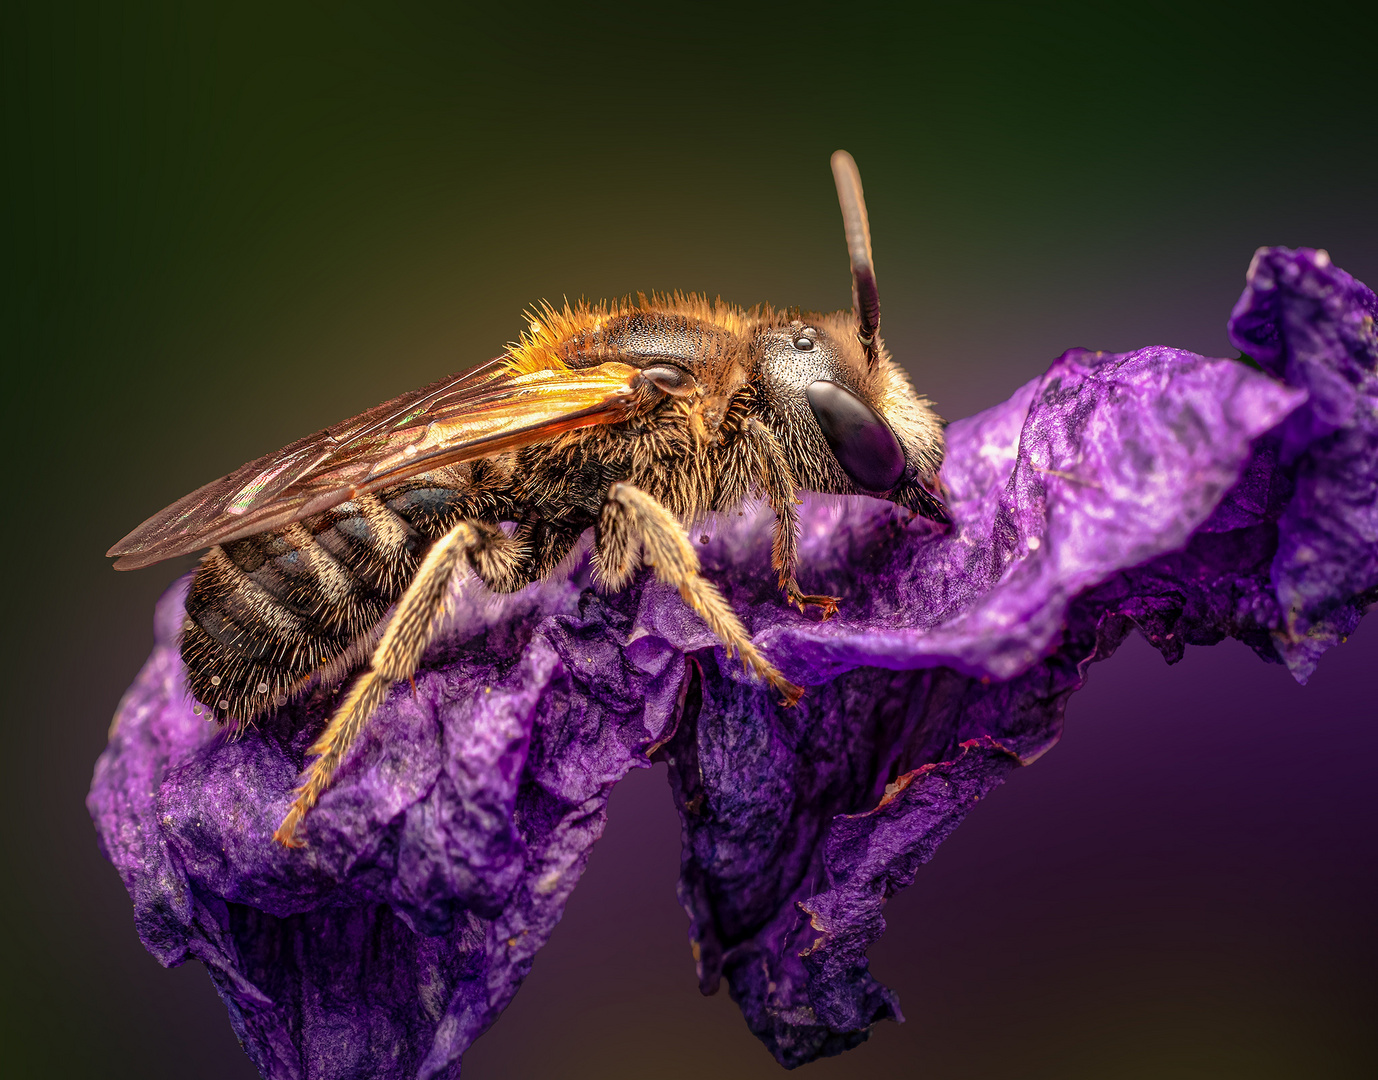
left=108, top=359, right=642, bottom=569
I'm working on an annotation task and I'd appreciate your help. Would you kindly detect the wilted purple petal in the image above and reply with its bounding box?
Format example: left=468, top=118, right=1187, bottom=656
left=1228, top=246, right=1378, bottom=677
left=744, top=344, right=1304, bottom=685
left=92, top=574, right=688, bottom=1080
left=658, top=340, right=1304, bottom=1064
left=90, top=247, right=1377, bottom=1076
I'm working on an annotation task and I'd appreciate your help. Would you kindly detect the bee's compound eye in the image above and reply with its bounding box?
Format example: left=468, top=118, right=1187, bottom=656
left=792, top=330, right=816, bottom=351
left=805, top=380, right=906, bottom=491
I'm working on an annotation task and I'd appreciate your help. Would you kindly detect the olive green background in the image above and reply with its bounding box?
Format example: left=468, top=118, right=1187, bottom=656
left=5, top=3, right=1376, bottom=1077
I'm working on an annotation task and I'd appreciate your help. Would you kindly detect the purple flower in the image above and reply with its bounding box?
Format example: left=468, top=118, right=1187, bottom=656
left=89, top=247, right=1377, bottom=1077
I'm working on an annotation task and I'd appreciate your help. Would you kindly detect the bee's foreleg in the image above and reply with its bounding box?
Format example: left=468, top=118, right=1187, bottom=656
left=273, top=519, right=521, bottom=847
left=742, top=418, right=841, bottom=620
left=595, top=482, right=803, bottom=707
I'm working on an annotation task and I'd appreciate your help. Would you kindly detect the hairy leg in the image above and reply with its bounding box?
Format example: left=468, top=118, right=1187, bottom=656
left=273, top=519, right=524, bottom=846
left=595, top=481, right=802, bottom=706
left=741, top=418, right=841, bottom=619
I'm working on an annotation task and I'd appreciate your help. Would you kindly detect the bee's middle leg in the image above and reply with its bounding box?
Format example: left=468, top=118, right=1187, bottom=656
left=273, top=519, right=524, bottom=847
left=596, top=482, right=802, bottom=706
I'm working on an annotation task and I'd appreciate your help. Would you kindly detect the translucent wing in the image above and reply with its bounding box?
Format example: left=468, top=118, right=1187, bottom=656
left=108, top=359, right=641, bottom=569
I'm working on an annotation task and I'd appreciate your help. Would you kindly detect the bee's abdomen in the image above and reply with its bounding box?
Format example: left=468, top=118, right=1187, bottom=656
left=181, top=491, right=439, bottom=725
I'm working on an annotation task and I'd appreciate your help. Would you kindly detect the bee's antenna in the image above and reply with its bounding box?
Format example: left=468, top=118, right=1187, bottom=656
left=830, top=150, right=880, bottom=369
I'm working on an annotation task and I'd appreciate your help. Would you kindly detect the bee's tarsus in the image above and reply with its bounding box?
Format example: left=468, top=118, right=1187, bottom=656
left=784, top=581, right=842, bottom=621
left=272, top=805, right=308, bottom=848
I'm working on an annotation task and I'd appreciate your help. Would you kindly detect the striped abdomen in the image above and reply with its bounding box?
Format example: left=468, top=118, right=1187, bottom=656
left=182, top=481, right=468, bottom=725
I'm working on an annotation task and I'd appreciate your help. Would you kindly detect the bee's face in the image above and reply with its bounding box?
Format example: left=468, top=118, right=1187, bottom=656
left=754, top=312, right=944, bottom=508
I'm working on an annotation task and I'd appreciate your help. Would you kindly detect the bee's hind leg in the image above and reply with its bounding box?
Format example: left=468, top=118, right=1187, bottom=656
left=273, top=519, right=525, bottom=847
left=596, top=482, right=802, bottom=707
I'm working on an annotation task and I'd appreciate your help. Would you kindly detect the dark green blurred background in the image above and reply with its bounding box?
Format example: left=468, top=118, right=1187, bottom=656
left=5, top=2, right=1376, bottom=1077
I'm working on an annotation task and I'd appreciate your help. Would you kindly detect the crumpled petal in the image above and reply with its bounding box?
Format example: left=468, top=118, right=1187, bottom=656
left=657, top=341, right=1305, bottom=1064
left=91, top=573, right=691, bottom=1080
left=89, top=247, right=1377, bottom=1076
left=1227, top=246, right=1378, bottom=677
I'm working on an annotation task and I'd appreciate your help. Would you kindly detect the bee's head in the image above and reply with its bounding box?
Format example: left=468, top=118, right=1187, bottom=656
left=753, top=152, right=947, bottom=521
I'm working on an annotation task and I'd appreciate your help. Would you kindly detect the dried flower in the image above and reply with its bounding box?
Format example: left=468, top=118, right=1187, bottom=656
left=90, top=247, right=1376, bottom=1077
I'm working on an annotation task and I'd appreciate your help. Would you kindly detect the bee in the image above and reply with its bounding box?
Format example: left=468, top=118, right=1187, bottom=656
left=108, top=151, right=948, bottom=847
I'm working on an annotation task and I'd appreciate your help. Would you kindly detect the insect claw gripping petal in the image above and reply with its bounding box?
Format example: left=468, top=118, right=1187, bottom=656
left=273, top=808, right=308, bottom=849
left=784, top=579, right=842, bottom=621
left=777, top=680, right=805, bottom=708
